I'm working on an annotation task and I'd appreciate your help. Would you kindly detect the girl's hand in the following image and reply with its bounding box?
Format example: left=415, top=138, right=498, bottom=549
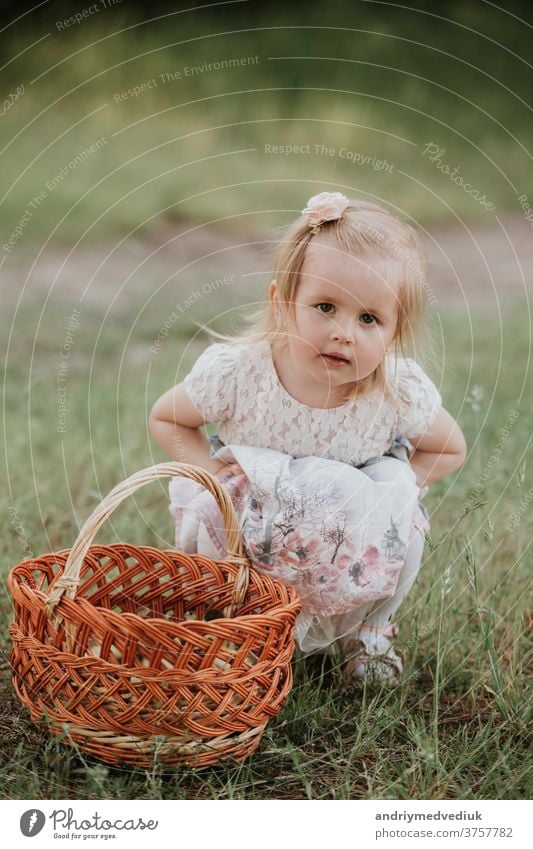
left=403, top=409, right=467, bottom=487
left=216, top=462, right=246, bottom=481
left=207, top=459, right=245, bottom=480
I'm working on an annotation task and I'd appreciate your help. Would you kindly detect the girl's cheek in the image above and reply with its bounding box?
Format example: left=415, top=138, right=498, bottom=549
left=300, top=318, right=312, bottom=334
left=305, top=313, right=321, bottom=331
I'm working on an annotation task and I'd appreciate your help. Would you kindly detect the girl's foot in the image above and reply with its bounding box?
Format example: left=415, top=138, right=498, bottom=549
left=341, top=623, right=404, bottom=686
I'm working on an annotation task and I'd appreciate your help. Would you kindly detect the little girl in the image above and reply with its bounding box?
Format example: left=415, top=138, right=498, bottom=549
left=149, top=192, right=467, bottom=685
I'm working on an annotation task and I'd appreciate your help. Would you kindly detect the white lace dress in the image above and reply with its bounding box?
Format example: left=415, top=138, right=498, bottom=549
left=180, top=339, right=442, bottom=466
left=169, top=338, right=442, bottom=650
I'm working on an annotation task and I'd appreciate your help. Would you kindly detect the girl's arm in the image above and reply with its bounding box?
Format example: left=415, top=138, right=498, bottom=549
left=407, top=407, right=467, bottom=487
left=149, top=383, right=230, bottom=476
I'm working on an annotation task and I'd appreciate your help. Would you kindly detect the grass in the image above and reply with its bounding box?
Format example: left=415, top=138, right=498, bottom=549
left=1, top=285, right=531, bottom=799
left=1, top=2, right=533, bottom=248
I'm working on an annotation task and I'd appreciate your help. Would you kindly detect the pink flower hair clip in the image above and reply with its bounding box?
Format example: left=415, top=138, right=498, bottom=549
left=301, top=191, right=351, bottom=234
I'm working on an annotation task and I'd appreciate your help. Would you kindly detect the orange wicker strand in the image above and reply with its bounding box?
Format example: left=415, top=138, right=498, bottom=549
left=8, top=462, right=301, bottom=768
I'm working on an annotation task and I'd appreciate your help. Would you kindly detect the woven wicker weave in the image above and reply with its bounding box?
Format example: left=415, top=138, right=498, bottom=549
left=8, top=462, right=301, bottom=768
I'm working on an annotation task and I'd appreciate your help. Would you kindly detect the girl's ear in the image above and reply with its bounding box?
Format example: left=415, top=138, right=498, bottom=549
left=268, top=278, right=278, bottom=306
left=268, top=279, right=280, bottom=316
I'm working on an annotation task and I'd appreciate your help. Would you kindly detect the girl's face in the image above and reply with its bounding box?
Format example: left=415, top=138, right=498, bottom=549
left=269, top=238, right=400, bottom=404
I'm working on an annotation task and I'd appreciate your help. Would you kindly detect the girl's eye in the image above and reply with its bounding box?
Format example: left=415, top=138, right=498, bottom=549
left=316, top=303, right=379, bottom=325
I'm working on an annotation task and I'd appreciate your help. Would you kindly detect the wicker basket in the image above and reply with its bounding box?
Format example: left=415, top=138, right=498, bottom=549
left=8, top=462, right=301, bottom=768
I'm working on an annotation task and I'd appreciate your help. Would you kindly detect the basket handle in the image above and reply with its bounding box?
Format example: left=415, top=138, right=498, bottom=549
left=45, top=462, right=251, bottom=617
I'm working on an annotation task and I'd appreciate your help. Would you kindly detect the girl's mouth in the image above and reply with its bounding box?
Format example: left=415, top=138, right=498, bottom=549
left=321, top=354, right=350, bottom=367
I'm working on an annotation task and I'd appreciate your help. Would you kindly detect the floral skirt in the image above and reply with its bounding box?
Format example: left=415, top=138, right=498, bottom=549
left=169, top=434, right=430, bottom=624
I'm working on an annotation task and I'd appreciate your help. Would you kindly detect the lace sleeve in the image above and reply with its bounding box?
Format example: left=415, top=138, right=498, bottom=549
left=183, top=343, right=238, bottom=424
left=395, top=358, right=442, bottom=438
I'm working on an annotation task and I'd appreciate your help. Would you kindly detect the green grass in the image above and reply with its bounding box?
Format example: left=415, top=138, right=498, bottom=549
left=1, top=286, right=531, bottom=799
left=1, top=2, right=533, bottom=247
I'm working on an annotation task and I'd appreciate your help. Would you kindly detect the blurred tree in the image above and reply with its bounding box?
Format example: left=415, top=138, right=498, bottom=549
left=1, top=0, right=533, bottom=26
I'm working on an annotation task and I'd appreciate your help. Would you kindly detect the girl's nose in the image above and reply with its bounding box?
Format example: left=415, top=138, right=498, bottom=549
left=331, top=317, right=357, bottom=344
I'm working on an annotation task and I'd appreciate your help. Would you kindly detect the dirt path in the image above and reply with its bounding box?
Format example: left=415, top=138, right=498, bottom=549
left=3, top=215, right=531, bottom=312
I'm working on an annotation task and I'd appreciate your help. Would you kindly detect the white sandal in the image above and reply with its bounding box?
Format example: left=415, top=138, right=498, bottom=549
left=341, top=622, right=404, bottom=686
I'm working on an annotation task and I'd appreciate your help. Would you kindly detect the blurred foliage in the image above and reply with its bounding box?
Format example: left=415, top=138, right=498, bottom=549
left=0, top=0, right=532, bottom=240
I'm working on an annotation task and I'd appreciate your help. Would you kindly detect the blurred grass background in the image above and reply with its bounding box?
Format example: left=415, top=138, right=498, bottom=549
left=0, top=0, right=532, bottom=243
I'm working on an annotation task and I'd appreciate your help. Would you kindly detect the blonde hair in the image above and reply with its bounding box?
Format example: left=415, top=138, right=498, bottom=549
left=196, top=197, right=436, bottom=406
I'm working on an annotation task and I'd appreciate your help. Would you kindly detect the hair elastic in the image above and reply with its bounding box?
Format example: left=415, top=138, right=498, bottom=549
left=301, top=191, right=350, bottom=233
